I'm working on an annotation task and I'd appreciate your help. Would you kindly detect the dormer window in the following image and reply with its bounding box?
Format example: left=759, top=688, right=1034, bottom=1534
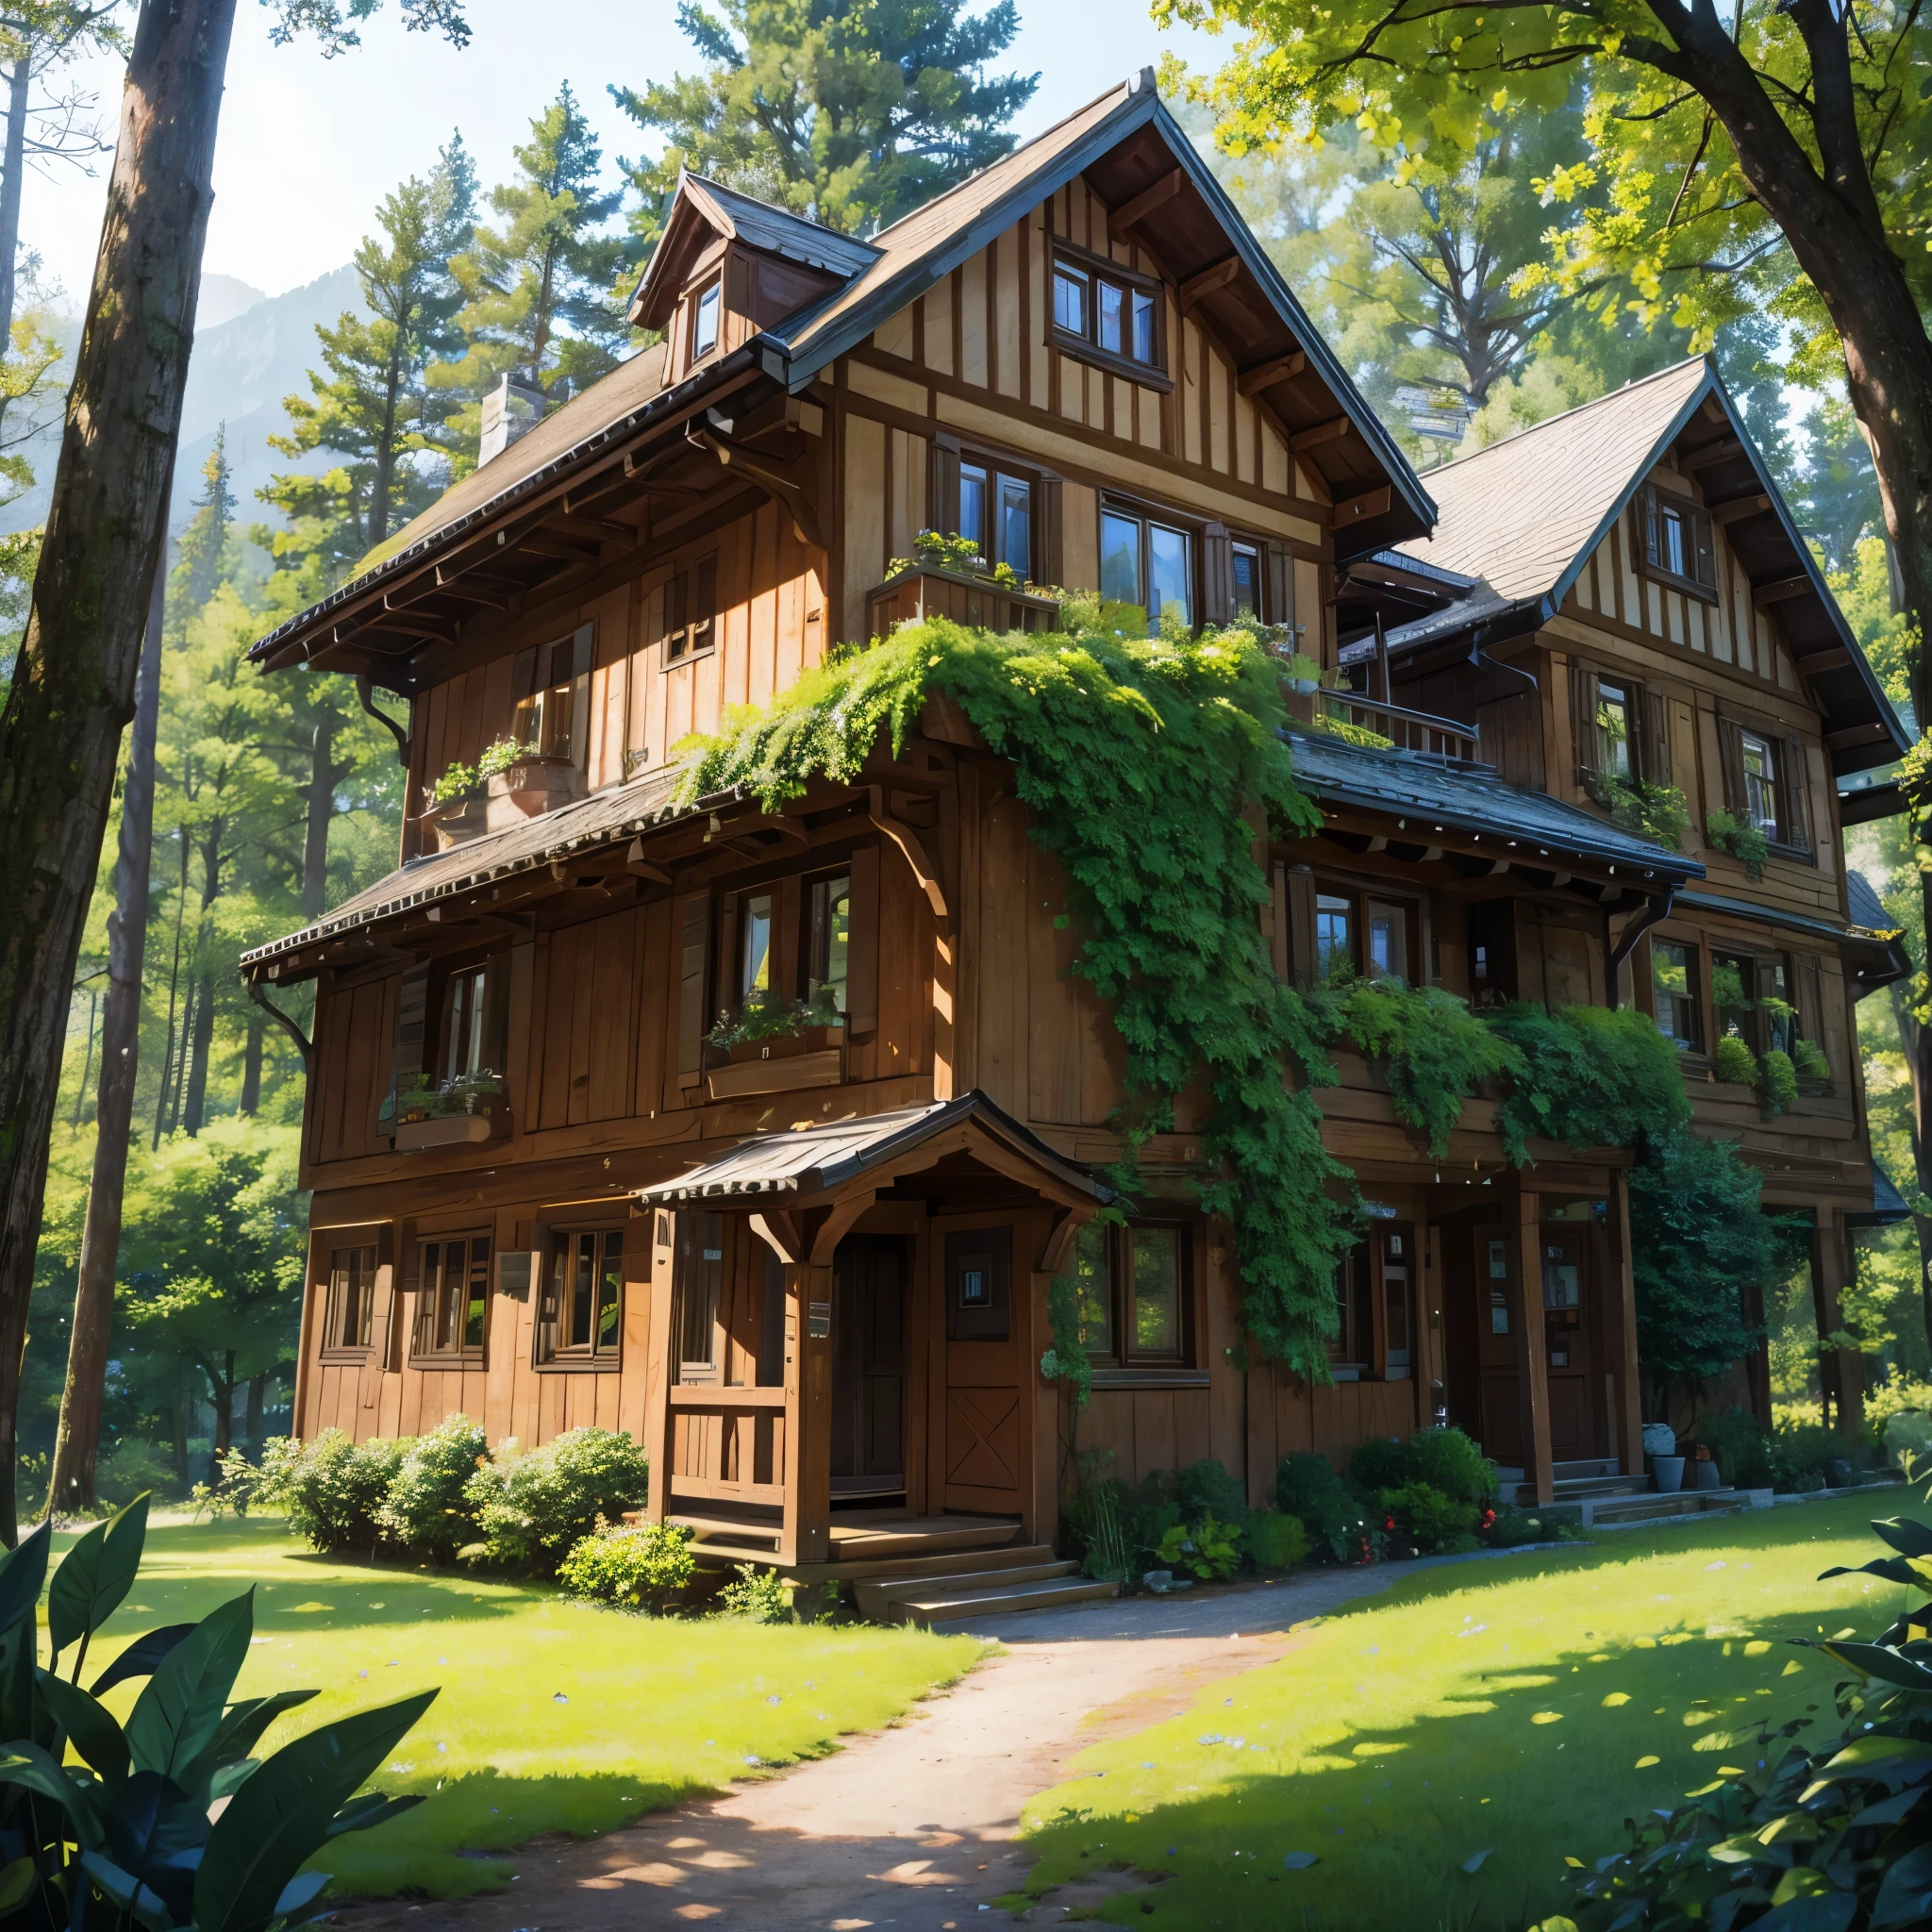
left=1051, top=242, right=1166, bottom=382
left=691, top=277, right=721, bottom=361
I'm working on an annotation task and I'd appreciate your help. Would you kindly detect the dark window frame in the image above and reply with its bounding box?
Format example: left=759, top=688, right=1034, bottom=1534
left=689, top=274, right=723, bottom=364
left=1648, top=933, right=1705, bottom=1055
left=321, top=1242, right=377, bottom=1357
left=1717, top=712, right=1813, bottom=864
left=1099, top=495, right=1196, bottom=629
left=535, top=1224, right=626, bottom=1371
left=1634, top=481, right=1718, bottom=603
left=1048, top=239, right=1173, bottom=389
left=1307, top=879, right=1420, bottom=988
left=1073, top=1217, right=1193, bottom=1370
left=662, top=552, right=719, bottom=666
left=1326, top=1221, right=1415, bottom=1381
left=410, top=1230, right=491, bottom=1363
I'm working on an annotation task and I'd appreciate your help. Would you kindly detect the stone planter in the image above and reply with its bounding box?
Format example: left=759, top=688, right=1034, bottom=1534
left=1651, top=1455, right=1685, bottom=1493
left=485, top=755, right=580, bottom=832
left=422, top=793, right=488, bottom=850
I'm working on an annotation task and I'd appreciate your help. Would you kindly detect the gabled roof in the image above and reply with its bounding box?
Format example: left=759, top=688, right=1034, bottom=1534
left=630, top=1091, right=1112, bottom=1208
left=1380, top=358, right=1908, bottom=774
left=631, top=173, right=879, bottom=328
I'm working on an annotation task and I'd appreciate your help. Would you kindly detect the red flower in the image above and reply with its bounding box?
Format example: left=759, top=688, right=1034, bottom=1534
left=1385, top=1515, right=1395, bottom=1532
left=1481, top=1509, right=1496, bottom=1529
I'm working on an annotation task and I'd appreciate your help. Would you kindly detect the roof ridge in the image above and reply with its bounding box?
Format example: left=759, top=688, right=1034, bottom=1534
left=1416, top=356, right=1709, bottom=482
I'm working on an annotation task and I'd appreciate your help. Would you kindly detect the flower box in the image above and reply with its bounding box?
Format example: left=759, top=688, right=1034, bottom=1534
left=395, top=1112, right=497, bottom=1151
left=485, top=754, right=580, bottom=831
left=422, top=793, right=488, bottom=850
left=706, top=1040, right=844, bottom=1100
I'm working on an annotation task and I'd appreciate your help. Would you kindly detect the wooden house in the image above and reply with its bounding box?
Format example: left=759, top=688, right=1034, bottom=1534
left=241, top=74, right=1909, bottom=1610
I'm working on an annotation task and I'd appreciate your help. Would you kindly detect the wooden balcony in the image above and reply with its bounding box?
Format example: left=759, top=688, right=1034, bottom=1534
left=867, top=564, right=1059, bottom=640
left=1309, top=688, right=1481, bottom=763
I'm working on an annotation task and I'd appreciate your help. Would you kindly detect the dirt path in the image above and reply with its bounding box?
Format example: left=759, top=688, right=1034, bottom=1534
left=342, top=1556, right=1531, bottom=1930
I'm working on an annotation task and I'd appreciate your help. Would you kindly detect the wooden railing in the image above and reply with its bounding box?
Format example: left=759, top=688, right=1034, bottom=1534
left=665, top=1385, right=787, bottom=1515
left=867, top=564, right=1059, bottom=641
left=1315, top=689, right=1481, bottom=763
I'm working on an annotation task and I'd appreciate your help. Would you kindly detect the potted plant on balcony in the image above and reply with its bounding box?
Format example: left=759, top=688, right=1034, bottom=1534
left=382, top=1070, right=507, bottom=1148
left=480, top=734, right=580, bottom=830
left=422, top=758, right=486, bottom=848
left=708, top=981, right=845, bottom=1067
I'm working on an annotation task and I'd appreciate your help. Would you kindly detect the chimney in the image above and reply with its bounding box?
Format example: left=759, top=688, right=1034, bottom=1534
left=479, top=373, right=547, bottom=466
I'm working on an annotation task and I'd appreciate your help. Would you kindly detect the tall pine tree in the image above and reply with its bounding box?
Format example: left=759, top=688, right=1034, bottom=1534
left=262, top=135, right=476, bottom=576
left=437, top=86, right=632, bottom=409
left=615, top=0, right=1039, bottom=241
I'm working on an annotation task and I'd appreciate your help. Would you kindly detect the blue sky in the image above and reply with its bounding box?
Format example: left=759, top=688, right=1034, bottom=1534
left=23, top=0, right=1224, bottom=308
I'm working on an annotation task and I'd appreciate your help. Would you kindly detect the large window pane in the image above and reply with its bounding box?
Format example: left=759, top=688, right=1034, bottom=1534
left=1652, top=940, right=1698, bottom=1050
left=463, top=1235, right=490, bottom=1349
left=997, top=474, right=1030, bottom=575
left=958, top=462, right=988, bottom=553
left=1316, top=893, right=1353, bottom=979
left=741, top=892, right=773, bottom=998
left=596, top=1231, right=624, bottom=1354
left=1074, top=1222, right=1112, bottom=1356
left=1231, top=544, right=1258, bottom=618
left=1053, top=266, right=1087, bottom=336
left=1129, top=1227, right=1179, bottom=1358
left=1596, top=681, right=1632, bottom=780
left=1366, top=900, right=1407, bottom=982
left=678, top=1211, right=724, bottom=1374
left=810, top=874, right=850, bottom=1011
left=1100, top=511, right=1141, bottom=608
left=1132, top=289, right=1156, bottom=363
left=1147, top=524, right=1191, bottom=625
left=1098, top=280, right=1123, bottom=354
left=1740, top=731, right=1778, bottom=839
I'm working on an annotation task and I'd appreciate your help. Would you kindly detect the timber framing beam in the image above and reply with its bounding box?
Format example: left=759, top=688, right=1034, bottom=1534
left=1177, top=255, right=1241, bottom=312
left=1109, top=167, right=1184, bottom=231
left=1752, top=574, right=1813, bottom=608
left=1236, top=349, right=1306, bottom=397
left=1289, top=415, right=1351, bottom=454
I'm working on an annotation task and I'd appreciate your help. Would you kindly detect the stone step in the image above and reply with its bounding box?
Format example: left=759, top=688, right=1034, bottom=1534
left=854, top=1556, right=1079, bottom=1622
left=888, top=1574, right=1122, bottom=1626
left=827, top=1519, right=1021, bottom=1561
left=796, top=1541, right=1060, bottom=1589
left=1588, top=1490, right=1743, bottom=1527
left=1503, top=1475, right=1651, bottom=1505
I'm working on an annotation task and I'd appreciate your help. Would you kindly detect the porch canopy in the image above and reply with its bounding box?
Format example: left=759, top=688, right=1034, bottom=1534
left=633, top=1092, right=1111, bottom=1568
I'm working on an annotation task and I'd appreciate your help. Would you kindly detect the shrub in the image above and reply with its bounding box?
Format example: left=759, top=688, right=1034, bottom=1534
left=1243, top=1507, right=1308, bottom=1571
left=718, top=1562, right=792, bottom=1622
left=95, top=1437, right=183, bottom=1506
left=1767, top=1421, right=1838, bottom=1493
left=1170, top=1457, right=1248, bottom=1524
left=1380, top=1480, right=1478, bottom=1555
left=1705, top=805, right=1769, bottom=881
left=1347, top=1435, right=1411, bottom=1493
left=1277, top=1451, right=1381, bottom=1563
left=557, top=1520, right=694, bottom=1610
left=1483, top=1503, right=1546, bottom=1547
left=376, top=1412, right=489, bottom=1560
left=1884, top=1408, right=1932, bottom=1473
left=1712, top=1033, right=1758, bottom=1085
left=1693, top=1406, right=1773, bottom=1489
left=1154, top=1512, right=1244, bottom=1582
left=464, top=1426, right=651, bottom=1573
left=1756, top=1045, right=1798, bottom=1115
left=1407, top=1425, right=1497, bottom=1507
left=1064, top=1460, right=1135, bottom=1581
left=1792, top=1036, right=1830, bottom=1082
left=257, top=1428, right=405, bottom=1552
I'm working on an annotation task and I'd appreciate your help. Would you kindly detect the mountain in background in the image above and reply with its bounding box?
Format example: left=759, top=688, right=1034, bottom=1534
left=0, top=265, right=363, bottom=540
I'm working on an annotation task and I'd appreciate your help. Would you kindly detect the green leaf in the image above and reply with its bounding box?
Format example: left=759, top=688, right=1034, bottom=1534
left=1871, top=1840, right=1932, bottom=1926
left=47, top=1494, right=149, bottom=1656
left=78, top=1851, right=175, bottom=1932
left=90, top=1623, right=196, bottom=1697
left=0, top=1523, right=51, bottom=1642
left=323, top=1791, right=422, bottom=1840
left=35, top=1669, right=128, bottom=1788
left=0, top=1739, right=101, bottom=1846
left=126, top=1591, right=254, bottom=1781
left=0, top=1857, right=32, bottom=1914
left=1817, top=1640, right=1932, bottom=1690
left=1802, top=1734, right=1932, bottom=1799
left=1819, top=1557, right=1927, bottom=1589
left=177, top=1688, right=321, bottom=1806
left=192, top=1688, right=437, bottom=1932
left=1871, top=1517, right=1932, bottom=1559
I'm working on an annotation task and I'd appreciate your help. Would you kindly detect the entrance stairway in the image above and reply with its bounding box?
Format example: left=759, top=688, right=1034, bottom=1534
left=667, top=1509, right=1121, bottom=1624
left=1492, top=1457, right=1748, bottom=1527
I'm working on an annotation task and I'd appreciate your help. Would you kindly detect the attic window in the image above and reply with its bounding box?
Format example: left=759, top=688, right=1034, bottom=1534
left=691, top=278, right=721, bottom=361
left=1635, top=483, right=1716, bottom=601
left=1049, top=242, right=1168, bottom=386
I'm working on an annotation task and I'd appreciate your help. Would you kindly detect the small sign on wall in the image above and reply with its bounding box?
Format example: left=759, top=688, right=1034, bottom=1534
left=808, top=1301, right=831, bottom=1339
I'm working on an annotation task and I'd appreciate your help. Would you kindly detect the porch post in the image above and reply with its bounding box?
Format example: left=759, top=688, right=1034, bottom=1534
left=1607, top=1173, right=1644, bottom=1477
left=1812, top=1209, right=1864, bottom=1439
left=781, top=1259, right=834, bottom=1566
left=641, top=1208, right=676, bottom=1525
left=1512, top=1178, right=1555, bottom=1506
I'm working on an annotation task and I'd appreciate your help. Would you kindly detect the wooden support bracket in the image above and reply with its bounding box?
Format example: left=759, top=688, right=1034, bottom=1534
left=1289, top=415, right=1351, bottom=453
left=867, top=784, right=949, bottom=923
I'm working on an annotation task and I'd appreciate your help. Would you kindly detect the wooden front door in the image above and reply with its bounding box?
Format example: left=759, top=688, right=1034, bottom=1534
left=830, top=1236, right=906, bottom=1496
left=933, top=1222, right=1023, bottom=1514
left=1538, top=1221, right=1596, bottom=1460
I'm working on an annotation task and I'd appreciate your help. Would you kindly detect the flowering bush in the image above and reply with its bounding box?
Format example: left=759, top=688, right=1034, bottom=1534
left=463, top=1426, right=652, bottom=1574
left=557, top=1520, right=694, bottom=1610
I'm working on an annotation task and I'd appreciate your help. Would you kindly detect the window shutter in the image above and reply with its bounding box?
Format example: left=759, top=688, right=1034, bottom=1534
left=1036, top=474, right=1064, bottom=587
left=1283, top=863, right=1318, bottom=989
left=1638, top=484, right=1661, bottom=570
left=512, top=647, right=540, bottom=699
left=390, top=962, right=429, bottom=1111
left=1570, top=661, right=1601, bottom=791
left=1641, top=680, right=1672, bottom=786
left=845, top=842, right=880, bottom=1035
left=931, top=434, right=962, bottom=540
left=675, top=891, right=711, bottom=1088
left=1265, top=541, right=1295, bottom=635
left=1201, top=521, right=1234, bottom=627
left=1691, top=508, right=1717, bottom=590
left=1781, top=730, right=1812, bottom=853
left=1794, top=953, right=1827, bottom=1077
left=1717, top=715, right=1746, bottom=816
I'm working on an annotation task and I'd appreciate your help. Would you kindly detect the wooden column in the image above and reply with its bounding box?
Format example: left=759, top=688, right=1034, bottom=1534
left=782, top=1258, right=835, bottom=1565
left=1513, top=1179, right=1555, bottom=1506
left=1812, top=1210, right=1865, bottom=1438
left=1607, top=1173, right=1644, bottom=1476
left=640, top=1209, right=677, bottom=1526
left=291, top=1225, right=324, bottom=1441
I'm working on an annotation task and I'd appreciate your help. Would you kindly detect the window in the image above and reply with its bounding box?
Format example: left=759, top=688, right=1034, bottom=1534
left=1074, top=1220, right=1188, bottom=1367
left=1595, top=680, right=1633, bottom=783
left=956, top=461, right=1032, bottom=575
left=1328, top=1244, right=1373, bottom=1378
left=511, top=628, right=591, bottom=761
left=1382, top=1229, right=1412, bottom=1373
left=664, top=554, right=718, bottom=661
left=740, top=891, right=774, bottom=1000
left=1574, top=665, right=1666, bottom=800
left=1740, top=730, right=1778, bottom=841
left=538, top=1228, right=624, bottom=1364
left=1310, top=888, right=1412, bottom=985
left=1712, top=951, right=1800, bottom=1058
left=1650, top=938, right=1702, bottom=1052
left=675, top=1210, right=724, bottom=1380
left=691, top=278, right=721, bottom=360
left=1328, top=1225, right=1412, bottom=1379
left=1365, top=899, right=1407, bottom=982
left=444, top=966, right=488, bottom=1079
left=808, top=873, right=851, bottom=1013
left=414, top=1233, right=490, bottom=1357
left=324, top=1244, right=375, bottom=1351
left=1231, top=542, right=1260, bottom=619
left=1636, top=483, right=1716, bottom=596
left=1100, top=504, right=1191, bottom=626
left=1050, top=247, right=1164, bottom=375
left=1468, top=900, right=1517, bottom=1008
left=1315, top=893, right=1353, bottom=980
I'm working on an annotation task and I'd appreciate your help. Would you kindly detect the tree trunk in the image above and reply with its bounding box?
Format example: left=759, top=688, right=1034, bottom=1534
left=71, top=986, right=96, bottom=1127
left=152, top=832, right=186, bottom=1148
left=46, top=560, right=166, bottom=1520
left=0, top=54, right=30, bottom=358
left=302, top=714, right=334, bottom=921
left=244, top=1369, right=263, bottom=1450
left=238, top=1009, right=262, bottom=1115
left=162, top=974, right=192, bottom=1141
left=171, top=1384, right=188, bottom=1481
left=182, top=960, right=213, bottom=1134
left=211, top=1351, right=232, bottom=1455
left=0, top=0, right=241, bottom=1544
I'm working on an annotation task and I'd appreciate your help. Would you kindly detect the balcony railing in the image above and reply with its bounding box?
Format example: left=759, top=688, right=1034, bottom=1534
left=1310, top=688, right=1481, bottom=763
left=665, top=1385, right=788, bottom=1524
left=867, top=564, right=1059, bottom=641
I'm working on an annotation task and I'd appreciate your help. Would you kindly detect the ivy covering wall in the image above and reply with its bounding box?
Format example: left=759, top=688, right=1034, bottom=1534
left=675, top=608, right=1764, bottom=1382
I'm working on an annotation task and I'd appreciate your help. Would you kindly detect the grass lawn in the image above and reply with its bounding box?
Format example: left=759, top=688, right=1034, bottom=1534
left=55, top=1517, right=985, bottom=1900
left=1013, top=1493, right=1914, bottom=1930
